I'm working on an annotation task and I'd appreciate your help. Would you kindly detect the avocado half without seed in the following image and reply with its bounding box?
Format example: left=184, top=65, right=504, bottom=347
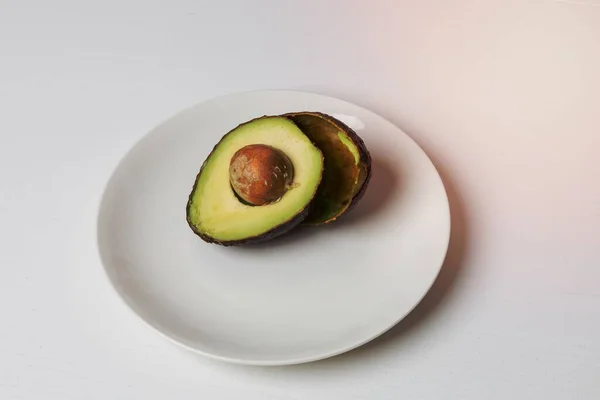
left=186, top=116, right=324, bottom=246
left=284, top=112, right=372, bottom=225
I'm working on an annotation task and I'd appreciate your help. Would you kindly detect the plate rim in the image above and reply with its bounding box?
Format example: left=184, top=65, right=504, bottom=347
left=95, top=88, right=451, bottom=366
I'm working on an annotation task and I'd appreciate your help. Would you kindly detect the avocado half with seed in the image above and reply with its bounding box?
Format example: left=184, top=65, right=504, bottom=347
left=284, top=112, right=372, bottom=225
left=186, top=115, right=324, bottom=246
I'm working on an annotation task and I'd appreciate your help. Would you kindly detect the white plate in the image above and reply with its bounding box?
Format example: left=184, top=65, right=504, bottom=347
left=97, top=90, right=450, bottom=365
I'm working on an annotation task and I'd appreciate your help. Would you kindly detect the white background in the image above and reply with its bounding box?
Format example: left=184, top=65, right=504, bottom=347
left=1, top=0, right=600, bottom=399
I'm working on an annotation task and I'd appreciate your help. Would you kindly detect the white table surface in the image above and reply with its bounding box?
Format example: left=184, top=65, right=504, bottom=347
left=2, top=0, right=599, bottom=399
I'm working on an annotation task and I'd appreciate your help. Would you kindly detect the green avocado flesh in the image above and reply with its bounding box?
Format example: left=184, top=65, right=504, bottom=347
left=186, top=116, right=324, bottom=245
left=285, top=112, right=370, bottom=224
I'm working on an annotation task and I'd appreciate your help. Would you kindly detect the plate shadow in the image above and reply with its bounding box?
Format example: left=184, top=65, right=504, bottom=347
left=296, top=151, right=470, bottom=367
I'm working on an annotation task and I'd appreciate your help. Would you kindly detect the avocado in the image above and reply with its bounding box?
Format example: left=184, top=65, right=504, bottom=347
left=284, top=112, right=372, bottom=225
left=186, top=116, right=324, bottom=246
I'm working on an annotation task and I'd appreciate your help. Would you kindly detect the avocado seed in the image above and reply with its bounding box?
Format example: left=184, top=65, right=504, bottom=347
left=229, top=144, right=294, bottom=206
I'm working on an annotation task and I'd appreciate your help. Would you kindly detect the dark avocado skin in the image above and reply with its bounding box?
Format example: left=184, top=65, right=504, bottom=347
left=186, top=204, right=310, bottom=247
left=185, top=115, right=323, bottom=246
left=284, top=112, right=372, bottom=224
